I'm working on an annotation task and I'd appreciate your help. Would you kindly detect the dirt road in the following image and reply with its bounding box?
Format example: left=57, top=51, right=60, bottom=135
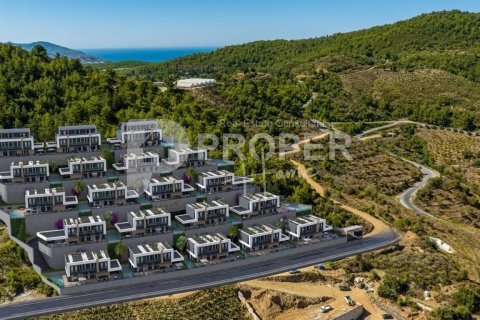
left=245, top=279, right=385, bottom=319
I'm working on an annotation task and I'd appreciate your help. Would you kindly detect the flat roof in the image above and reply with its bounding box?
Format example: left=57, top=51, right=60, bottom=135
left=64, top=215, right=104, bottom=226
left=175, top=214, right=193, bottom=222
left=11, top=160, right=48, bottom=166
left=38, top=229, right=65, bottom=238
left=26, top=187, right=65, bottom=195
left=147, top=176, right=180, bottom=184
left=66, top=250, right=108, bottom=263
left=342, top=225, right=364, bottom=232
left=288, top=215, right=320, bottom=225
left=130, top=242, right=171, bottom=255
left=122, top=151, right=159, bottom=158
left=0, top=128, right=31, bottom=133
left=199, top=170, right=232, bottom=178
left=241, top=224, right=278, bottom=236
left=130, top=208, right=169, bottom=218
left=188, top=201, right=226, bottom=210
left=89, top=181, right=126, bottom=190
left=67, top=156, right=105, bottom=162
left=243, top=192, right=278, bottom=202
left=58, top=124, right=97, bottom=130
left=189, top=233, right=227, bottom=245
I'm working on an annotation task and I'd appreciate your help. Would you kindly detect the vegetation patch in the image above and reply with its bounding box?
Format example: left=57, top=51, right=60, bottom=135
left=39, top=286, right=249, bottom=320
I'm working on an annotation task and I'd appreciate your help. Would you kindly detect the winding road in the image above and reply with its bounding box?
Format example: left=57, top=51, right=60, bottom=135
left=395, top=157, right=440, bottom=218
left=352, top=121, right=441, bottom=218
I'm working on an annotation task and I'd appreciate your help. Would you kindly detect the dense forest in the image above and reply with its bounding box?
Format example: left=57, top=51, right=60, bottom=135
left=116, top=10, right=480, bottom=130
left=1, top=10, right=480, bottom=141
left=130, top=10, right=480, bottom=80
left=0, top=44, right=308, bottom=141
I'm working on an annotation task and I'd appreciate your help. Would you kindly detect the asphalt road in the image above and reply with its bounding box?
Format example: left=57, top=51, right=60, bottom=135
left=396, top=157, right=440, bottom=218
left=0, top=229, right=399, bottom=319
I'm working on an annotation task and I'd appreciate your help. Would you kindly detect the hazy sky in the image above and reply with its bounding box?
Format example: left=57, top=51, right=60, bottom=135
left=1, top=0, right=479, bottom=49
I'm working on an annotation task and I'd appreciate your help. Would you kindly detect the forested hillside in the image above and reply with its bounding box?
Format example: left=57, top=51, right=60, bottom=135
left=133, top=10, right=480, bottom=80
left=126, top=10, right=480, bottom=130
left=1, top=10, right=480, bottom=136
left=0, top=43, right=308, bottom=141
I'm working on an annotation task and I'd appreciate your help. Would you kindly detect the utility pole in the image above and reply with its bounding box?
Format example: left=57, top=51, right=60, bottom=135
left=262, top=149, right=266, bottom=194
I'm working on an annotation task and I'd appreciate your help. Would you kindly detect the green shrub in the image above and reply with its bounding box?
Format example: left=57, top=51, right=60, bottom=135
left=5, top=267, right=43, bottom=294
left=378, top=275, right=408, bottom=300
left=453, top=285, right=480, bottom=313
left=430, top=306, right=472, bottom=320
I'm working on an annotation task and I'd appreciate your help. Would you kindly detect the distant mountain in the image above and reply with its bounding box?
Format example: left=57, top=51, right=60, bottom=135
left=15, top=41, right=104, bottom=64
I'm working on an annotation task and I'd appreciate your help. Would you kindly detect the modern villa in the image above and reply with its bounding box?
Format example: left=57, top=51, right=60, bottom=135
left=162, top=148, right=208, bottom=167
left=54, top=125, right=102, bottom=153
left=0, top=160, right=49, bottom=183
left=128, top=241, right=184, bottom=273
left=0, top=121, right=356, bottom=296
left=286, top=215, right=330, bottom=241
left=175, top=201, right=229, bottom=227
left=239, top=224, right=289, bottom=251
left=107, top=120, right=162, bottom=148
left=230, top=192, right=280, bottom=219
left=37, top=216, right=106, bottom=245
left=64, top=250, right=122, bottom=282
left=0, top=128, right=35, bottom=156
left=143, top=176, right=195, bottom=200
left=25, top=187, right=78, bottom=213
left=59, top=156, right=107, bottom=179
left=195, top=170, right=253, bottom=194
left=87, top=181, right=139, bottom=207
left=112, top=152, right=160, bottom=173
left=186, top=233, right=240, bottom=262
left=115, top=208, right=171, bottom=236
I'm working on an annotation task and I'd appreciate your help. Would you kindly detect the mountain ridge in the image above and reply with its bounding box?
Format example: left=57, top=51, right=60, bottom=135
left=133, top=10, right=480, bottom=80
left=13, top=41, right=104, bottom=64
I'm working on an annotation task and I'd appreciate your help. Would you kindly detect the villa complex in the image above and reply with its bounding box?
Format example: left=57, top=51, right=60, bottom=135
left=0, top=120, right=342, bottom=293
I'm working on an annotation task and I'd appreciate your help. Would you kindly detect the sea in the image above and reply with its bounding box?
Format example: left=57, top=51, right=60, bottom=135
left=81, top=47, right=217, bottom=63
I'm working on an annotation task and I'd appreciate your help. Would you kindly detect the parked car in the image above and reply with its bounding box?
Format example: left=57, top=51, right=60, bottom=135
left=382, top=314, right=394, bottom=319
left=289, top=269, right=301, bottom=274
left=339, top=284, right=351, bottom=291
left=344, top=295, right=355, bottom=306
left=320, top=305, right=332, bottom=313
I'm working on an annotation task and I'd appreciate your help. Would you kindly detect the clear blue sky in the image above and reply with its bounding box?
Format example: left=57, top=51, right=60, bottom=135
left=1, top=0, right=479, bottom=49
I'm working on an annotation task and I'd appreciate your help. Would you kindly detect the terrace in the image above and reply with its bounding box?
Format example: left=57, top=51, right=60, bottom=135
left=143, top=176, right=195, bottom=201
left=187, top=233, right=240, bottom=262
left=25, top=187, right=78, bottom=213
left=195, top=170, right=253, bottom=194
left=239, top=224, right=289, bottom=252
left=128, top=241, right=184, bottom=273
left=37, top=215, right=106, bottom=246
left=175, top=200, right=229, bottom=227
left=87, top=182, right=139, bottom=207
left=59, top=156, right=106, bottom=178
left=0, top=160, right=49, bottom=183
left=112, top=152, right=160, bottom=173
left=230, top=192, right=280, bottom=219
left=107, top=119, right=162, bottom=148
left=115, top=208, right=171, bottom=237
left=64, top=250, right=122, bottom=283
